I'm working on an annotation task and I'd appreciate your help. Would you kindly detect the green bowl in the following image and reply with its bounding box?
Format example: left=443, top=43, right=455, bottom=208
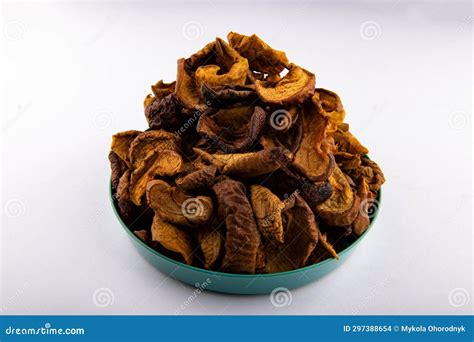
left=110, top=182, right=381, bottom=295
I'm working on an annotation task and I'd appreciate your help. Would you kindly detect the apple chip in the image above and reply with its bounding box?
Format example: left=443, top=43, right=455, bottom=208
left=175, top=58, right=202, bottom=110
left=352, top=178, right=372, bottom=236
left=313, top=88, right=346, bottom=133
left=195, top=38, right=249, bottom=88
left=151, top=215, right=193, bottom=265
left=129, top=148, right=184, bottom=205
left=146, top=179, right=213, bottom=227
left=193, top=147, right=291, bottom=178
left=213, top=178, right=260, bottom=273
left=128, top=130, right=179, bottom=169
left=197, top=106, right=266, bottom=153
left=255, top=64, right=315, bottom=105
left=175, top=165, right=217, bottom=191
left=227, top=32, right=289, bottom=75
left=291, top=94, right=335, bottom=182
left=111, top=130, right=142, bottom=167
left=250, top=185, right=285, bottom=243
left=198, top=224, right=224, bottom=269
left=316, top=165, right=360, bottom=227
left=263, top=195, right=318, bottom=273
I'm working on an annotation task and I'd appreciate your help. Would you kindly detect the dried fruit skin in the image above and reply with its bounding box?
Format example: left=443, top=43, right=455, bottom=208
left=197, top=106, right=267, bottom=153
left=145, top=93, right=182, bottom=130
left=194, top=147, right=292, bottom=178
left=198, top=225, right=224, bottom=269
left=109, top=151, right=127, bottom=191
left=213, top=178, right=260, bottom=273
left=227, top=32, right=289, bottom=74
left=128, top=130, right=179, bottom=169
left=250, top=185, right=285, bottom=243
left=129, top=148, right=185, bottom=205
left=263, top=195, right=318, bottom=273
left=255, top=64, right=315, bottom=105
left=151, top=215, right=193, bottom=265
left=316, top=165, right=360, bottom=227
left=111, top=130, right=142, bottom=167
left=146, top=179, right=213, bottom=227
left=175, top=165, right=217, bottom=190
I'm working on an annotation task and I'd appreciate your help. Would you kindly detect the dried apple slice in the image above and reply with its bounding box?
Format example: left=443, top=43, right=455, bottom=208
left=263, top=195, right=318, bottom=273
left=129, top=148, right=184, bottom=205
left=175, top=58, right=202, bottom=110
left=111, top=130, right=142, bottom=167
left=352, top=178, right=372, bottom=236
left=195, top=38, right=249, bottom=88
left=146, top=179, right=213, bottom=227
left=316, top=165, right=360, bottom=226
left=197, top=106, right=266, bottom=153
left=109, top=151, right=127, bottom=191
left=198, top=224, right=224, bottom=269
left=291, top=94, right=335, bottom=182
left=151, top=215, right=193, bottom=265
left=227, top=32, right=289, bottom=74
left=250, top=185, right=285, bottom=243
left=193, top=147, right=291, bottom=178
left=255, top=64, right=315, bottom=105
left=128, top=130, right=179, bottom=169
left=313, top=88, right=346, bottom=133
left=213, top=178, right=260, bottom=273
left=201, top=84, right=257, bottom=107
left=332, top=124, right=369, bottom=155
left=175, top=165, right=217, bottom=191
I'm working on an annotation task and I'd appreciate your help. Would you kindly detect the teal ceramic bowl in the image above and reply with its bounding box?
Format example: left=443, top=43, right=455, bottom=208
left=110, top=182, right=381, bottom=295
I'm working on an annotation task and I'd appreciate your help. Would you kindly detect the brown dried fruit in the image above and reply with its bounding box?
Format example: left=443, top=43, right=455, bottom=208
left=175, top=58, right=202, bottom=110
left=198, top=224, right=224, bottom=269
left=316, top=165, right=360, bottom=227
left=213, top=178, right=260, bottom=273
left=109, top=151, right=127, bottom=191
left=292, top=94, right=335, bottom=182
left=227, top=32, right=289, bottom=75
left=145, top=93, right=182, bottom=130
left=195, top=38, right=249, bottom=88
left=128, top=130, right=179, bottom=169
left=109, top=32, right=385, bottom=274
left=263, top=195, right=319, bottom=273
left=194, top=147, right=291, bottom=178
left=255, top=64, right=315, bottom=105
left=147, top=179, right=213, bottom=227
left=129, top=148, right=184, bottom=205
left=111, top=130, right=141, bottom=167
left=175, top=165, right=217, bottom=191
left=250, top=185, right=285, bottom=243
left=352, top=178, right=372, bottom=236
left=151, top=215, right=193, bottom=265
left=197, top=106, right=266, bottom=153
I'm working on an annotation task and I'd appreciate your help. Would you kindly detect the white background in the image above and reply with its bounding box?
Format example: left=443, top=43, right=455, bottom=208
left=1, top=0, right=472, bottom=315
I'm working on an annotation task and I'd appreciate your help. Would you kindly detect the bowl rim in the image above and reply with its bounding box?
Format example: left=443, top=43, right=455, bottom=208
left=110, top=179, right=381, bottom=278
